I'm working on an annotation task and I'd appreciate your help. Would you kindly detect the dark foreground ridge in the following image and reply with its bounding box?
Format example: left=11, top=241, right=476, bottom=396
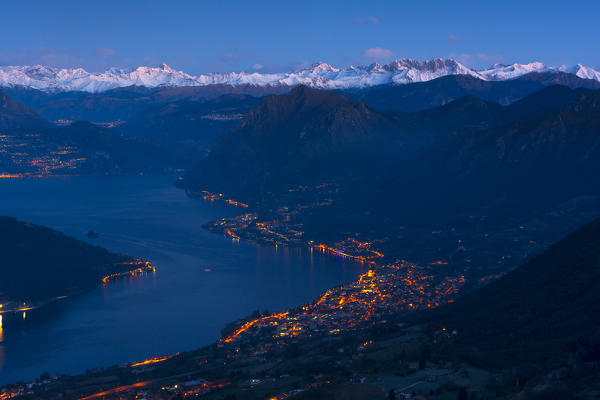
left=422, top=215, right=600, bottom=367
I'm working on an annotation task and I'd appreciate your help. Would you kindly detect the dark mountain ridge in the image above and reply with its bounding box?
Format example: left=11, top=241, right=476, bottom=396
left=342, top=71, right=600, bottom=112
left=372, top=88, right=600, bottom=225
left=0, top=89, right=51, bottom=130
left=184, top=85, right=423, bottom=197
left=183, top=84, right=600, bottom=205
left=181, top=85, right=600, bottom=278
left=402, top=216, right=600, bottom=399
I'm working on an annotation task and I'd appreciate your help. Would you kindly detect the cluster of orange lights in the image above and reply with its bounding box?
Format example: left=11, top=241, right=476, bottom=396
left=225, top=228, right=240, bottom=239
left=102, top=260, right=155, bottom=285
left=223, top=311, right=290, bottom=343
left=79, top=381, right=153, bottom=400
left=255, top=221, right=295, bottom=242
left=313, top=243, right=382, bottom=264
left=51, top=189, right=470, bottom=399
left=225, top=199, right=249, bottom=208
left=200, top=190, right=248, bottom=208
left=180, top=381, right=230, bottom=397
left=24, top=247, right=466, bottom=400
left=0, top=174, right=26, bottom=178
left=0, top=172, right=74, bottom=179
left=221, top=264, right=465, bottom=344
left=129, top=353, right=176, bottom=367
left=0, top=391, right=20, bottom=400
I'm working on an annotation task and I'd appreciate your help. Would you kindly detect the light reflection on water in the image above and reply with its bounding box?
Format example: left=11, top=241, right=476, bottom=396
left=0, top=175, right=366, bottom=384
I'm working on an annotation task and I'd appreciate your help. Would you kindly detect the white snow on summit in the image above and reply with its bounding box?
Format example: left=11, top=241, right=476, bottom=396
left=559, top=64, right=600, bottom=81
left=477, top=62, right=551, bottom=80
left=0, top=63, right=197, bottom=93
left=478, top=62, right=600, bottom=82
left=0, top=58, right=598, bottom=93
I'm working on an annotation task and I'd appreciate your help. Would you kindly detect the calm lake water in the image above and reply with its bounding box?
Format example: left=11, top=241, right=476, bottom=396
left=0, top=175, right=365, bottom=384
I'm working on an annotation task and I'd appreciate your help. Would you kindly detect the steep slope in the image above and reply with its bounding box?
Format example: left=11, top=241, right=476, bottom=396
left=425, top=216, right=600, bottom=371
left=0, top=89, right=51, bottom=130
left=180, top=85, right=600, bottom=274
left=183, top=85, right=600, bottom=210
left=408, top=94, right=507, bottom=134
left=501, top=84, right=592, bottom=121
left=183, top=86, right=419, bottom=197
left=0, top=216, right=130, bottom=303
left=374, top=89, right=600, bottom=224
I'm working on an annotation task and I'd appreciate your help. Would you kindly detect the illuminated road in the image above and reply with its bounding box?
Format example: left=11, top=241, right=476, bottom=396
left=79, top=381, right=153, bottom=400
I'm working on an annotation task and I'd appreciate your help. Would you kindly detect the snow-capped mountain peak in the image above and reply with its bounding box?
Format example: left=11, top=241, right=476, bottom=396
left=559, top=64, right=600, bottom=81
left=306, top=62, right=339, bottom=74
left=477, top=62, right=551, bottom=80
left=0, top=58, right=598, bottom=93
left=158, top=62, right=175, bottom=72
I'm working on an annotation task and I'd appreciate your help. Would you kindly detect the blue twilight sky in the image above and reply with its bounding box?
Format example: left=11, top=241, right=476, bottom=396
left=1, top=0, right=599, bottom=74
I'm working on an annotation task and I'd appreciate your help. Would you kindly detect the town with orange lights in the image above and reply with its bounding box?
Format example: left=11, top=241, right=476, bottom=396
left=2, top=3, right=600, bottom=398
left=0, top=175, right=564, bottom=400
left=1, top=235, right=470, bottom=400
left=0, top=133, right=88, bottom=177
left=221, top=262, right=464, bottom=345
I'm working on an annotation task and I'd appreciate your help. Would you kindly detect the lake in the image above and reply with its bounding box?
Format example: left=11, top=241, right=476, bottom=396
left=0, top=175, right=366, bottom=384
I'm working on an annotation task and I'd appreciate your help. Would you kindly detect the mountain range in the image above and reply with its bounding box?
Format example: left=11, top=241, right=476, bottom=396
left=182, top=84, right=600, bottom=268
left=3, top=55, right=600, bottom=399
left=183, top=84, right=600, bottom=198
left=1, top=59, right=599, bottom=93
left=182, top=85, right=419, bottom=197
left=372, top=86, right=600, bottom=225
left=342, top=71, right=600, bottom=111
left=1, top=69, right=597, bottom=126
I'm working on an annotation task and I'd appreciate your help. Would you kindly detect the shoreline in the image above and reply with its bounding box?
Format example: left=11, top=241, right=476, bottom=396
left=1, top=181, right=465, bottom=395
left=185, top=187, right=465, bottom=345
left=0, top=260, right=155, bottom=319
left=186, top=187, right=386, bottom=264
